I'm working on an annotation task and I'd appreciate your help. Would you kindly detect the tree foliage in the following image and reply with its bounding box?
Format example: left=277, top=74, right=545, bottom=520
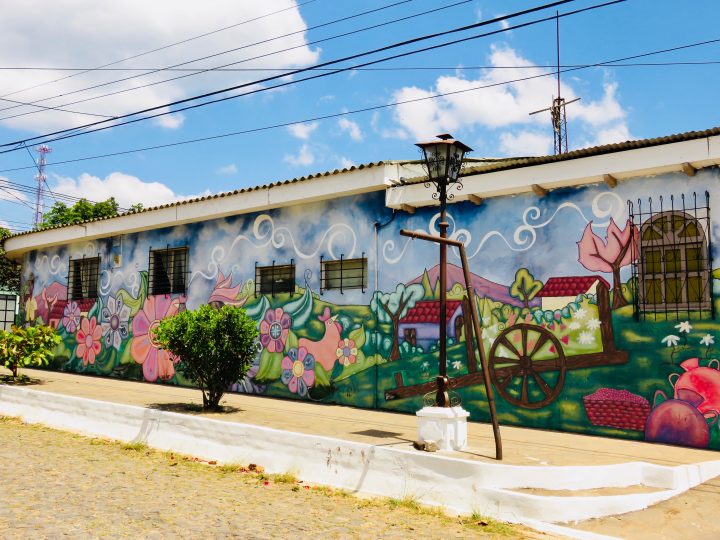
left=370, top=283, right=424, bottom=361
left=577, top=218, right=639, bottom=308
left=41, top=197, right=123, bottom=228
left=0, top=324, right=60, bottom=378
left=153, top=304, right=259, bottom=410
left=509, top=268, right=543, bottom=309
left=0, top=227, right=20, bottom=294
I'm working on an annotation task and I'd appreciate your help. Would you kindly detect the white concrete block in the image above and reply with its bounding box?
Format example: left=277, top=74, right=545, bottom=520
left=416, top=406, right=470, bottom=451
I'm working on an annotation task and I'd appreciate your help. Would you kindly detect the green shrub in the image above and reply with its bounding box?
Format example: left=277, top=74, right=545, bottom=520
left=154, top=305, right=259, bottom=410
left=0, top=324, right=61, bottom=378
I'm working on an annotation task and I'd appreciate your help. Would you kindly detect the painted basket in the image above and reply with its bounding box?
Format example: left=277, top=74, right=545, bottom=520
left=583, top=388, right=651, bottom=431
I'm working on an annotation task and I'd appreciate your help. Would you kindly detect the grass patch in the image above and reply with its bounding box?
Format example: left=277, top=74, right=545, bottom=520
left=387, top=495, right=421, bottom=512
left=270, top=471, right=298, bottom=484
left=120, top=442, right=148, bottom=452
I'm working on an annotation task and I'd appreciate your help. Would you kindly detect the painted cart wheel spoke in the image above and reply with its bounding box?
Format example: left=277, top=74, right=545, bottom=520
left=489, top=324, right=567, bottom=410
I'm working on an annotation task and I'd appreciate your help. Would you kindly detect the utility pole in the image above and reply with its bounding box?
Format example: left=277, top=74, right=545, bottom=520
left=32, top=144, right=52, bottom=227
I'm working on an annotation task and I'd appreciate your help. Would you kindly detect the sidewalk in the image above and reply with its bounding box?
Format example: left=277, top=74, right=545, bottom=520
left=11, top=367, right=720, bottom=468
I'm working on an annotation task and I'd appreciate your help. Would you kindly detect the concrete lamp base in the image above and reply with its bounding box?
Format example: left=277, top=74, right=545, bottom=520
left=416, top=406, right=470, bottom=451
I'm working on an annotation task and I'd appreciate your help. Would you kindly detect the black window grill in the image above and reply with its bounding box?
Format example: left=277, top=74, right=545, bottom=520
left=628, top=191, right=713, bottom=321
left=0, top=294, right=17, bottom=330
left=67, top=256, right=100, bottom=301
left=148, top=246, right=189, bottom=296
left=255, top=260, right=295, bottom=296
left=320, top=253, right=367, bottom=294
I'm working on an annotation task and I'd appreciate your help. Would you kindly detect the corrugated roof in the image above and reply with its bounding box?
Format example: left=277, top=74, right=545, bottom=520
left=4, top=160, right=390, bottom=240
left=537, top=276, right=610, bottom=298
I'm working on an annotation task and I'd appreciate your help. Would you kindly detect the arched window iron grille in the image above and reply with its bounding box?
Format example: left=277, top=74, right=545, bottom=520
left=627, top=191, right=714, bottom=321
left=255, top=259, right=296, bottom=296
left=67, top=254, right=100, bottom=301
left=148, top=245, right=189, bottom=296
left=320, top=253, right=367, bottom=294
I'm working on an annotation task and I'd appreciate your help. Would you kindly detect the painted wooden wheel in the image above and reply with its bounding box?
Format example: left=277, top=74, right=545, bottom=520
left=489, top=324, right=566, bottom=409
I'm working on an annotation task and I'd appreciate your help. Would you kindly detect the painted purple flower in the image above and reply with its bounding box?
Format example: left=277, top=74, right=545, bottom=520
left=101, top=296, right=131, bottom=351
left=62, top=301, right=81, bottom=333
left=281, top=347, right=315, bottom=397
left=259, top=307, right=291, bottom=353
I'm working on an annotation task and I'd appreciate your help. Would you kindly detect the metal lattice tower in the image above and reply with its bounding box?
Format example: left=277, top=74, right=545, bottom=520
left=32, top=144, right=52, bottom=227
left=529, top=12, right=579, bottom=155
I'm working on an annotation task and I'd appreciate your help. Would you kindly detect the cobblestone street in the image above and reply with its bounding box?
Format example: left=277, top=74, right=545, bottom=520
left=0, top=418, right=537, bottom=539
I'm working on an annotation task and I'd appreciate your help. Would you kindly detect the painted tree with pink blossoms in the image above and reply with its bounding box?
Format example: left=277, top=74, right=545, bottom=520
left=577, top=218, right=639, bottom=309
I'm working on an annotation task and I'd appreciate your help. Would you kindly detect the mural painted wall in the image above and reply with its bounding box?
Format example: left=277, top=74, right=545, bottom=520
left=20, top=168, right=720, bottom=450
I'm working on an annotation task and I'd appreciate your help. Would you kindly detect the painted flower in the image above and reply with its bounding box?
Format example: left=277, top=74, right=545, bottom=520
left=585, top=318, right=601, bottom=330
left=675, top=321, right=693, bottom=334
left=281, top=347, right=315, bottom=397
left=259, top=308, right=291, bottom=353
left=62, top=301, right=81, bottom=333
left=577, top=331, right=595, bottom=345
left=75, top=317, right=102, bottom=366
left=661, top=334, right=680, bottom=347
left=101, top=296, right=131, bottom=350
left=568, top=321, right=581, bottom=330
left=451, top=360, right=463, bottom=370
left=335, top=338, right=358, bottom=367
left=131, top=295, right=180, bottom=382
left=700, top=334, right=715, bottom=347
left=421, top=361, right=430, bottom=370
left=572, top=308, right=587, bottom=320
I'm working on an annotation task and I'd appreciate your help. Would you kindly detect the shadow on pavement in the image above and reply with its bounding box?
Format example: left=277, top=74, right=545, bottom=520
left=147, top=402, right=244, bottom=415
left=0, top=374, right=45, bottom=386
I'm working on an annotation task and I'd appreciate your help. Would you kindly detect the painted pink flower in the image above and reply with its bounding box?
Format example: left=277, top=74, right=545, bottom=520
left=75, top=317, right=102, bottom=366
left=62, top=301, right=81, bottom=333
left=131, top=295, right=180, bottom=382
left=335, top=338, right=358, bottom=367
left=259, top=307, right=291, bottom=353
left=280, top=347, right=315, bottom=397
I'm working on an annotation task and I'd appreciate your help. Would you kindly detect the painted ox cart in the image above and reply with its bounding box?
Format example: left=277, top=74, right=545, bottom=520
left=385, top=282, right=628, bottom=409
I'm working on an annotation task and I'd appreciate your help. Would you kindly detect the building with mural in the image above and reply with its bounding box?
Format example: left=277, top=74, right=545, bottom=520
left=4, top=127, right=720, bottom=451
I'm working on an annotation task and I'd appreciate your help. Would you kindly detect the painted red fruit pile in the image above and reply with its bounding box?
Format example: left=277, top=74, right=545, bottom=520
left=583, top=388, right=650, bottom=431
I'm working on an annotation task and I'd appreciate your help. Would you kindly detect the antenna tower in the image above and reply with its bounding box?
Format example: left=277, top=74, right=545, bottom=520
left=529, top=11, right=580, bottom=154
left=32, top=144, right=52, bottom=227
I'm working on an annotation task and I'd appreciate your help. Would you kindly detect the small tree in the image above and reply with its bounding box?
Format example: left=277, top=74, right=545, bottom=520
left=370, top=283, right=424, bottom=361
left=154, top=305, right=258, bottom=410
left=0, top=325, right=60, bottom=378
left=0, top=227, right=21, bottom=294
left=509, top=268, right=542, bottom=309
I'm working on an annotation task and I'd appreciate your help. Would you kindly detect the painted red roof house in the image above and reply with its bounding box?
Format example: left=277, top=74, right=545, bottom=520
left=536, top=276, right=610, bottom=311
left=398, top=300, right=465, bottom=351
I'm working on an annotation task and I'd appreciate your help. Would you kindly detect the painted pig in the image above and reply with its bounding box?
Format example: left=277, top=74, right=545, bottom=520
left=644, top=389, right=717, bottom=449
left=670, top=358, right=720, bottom=415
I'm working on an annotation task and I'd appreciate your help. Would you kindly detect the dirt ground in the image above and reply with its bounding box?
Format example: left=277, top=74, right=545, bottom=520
left=0, top=417, right=549, bottom=540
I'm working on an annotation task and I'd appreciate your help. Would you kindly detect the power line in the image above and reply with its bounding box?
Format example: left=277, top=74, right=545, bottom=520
left=0, top=0, right=585, bottom=150
left=5, top=21, right=702, bottom=179
left=0, top=0, right=462, bottom=119
left=0, top=0, right=422, bottom=118
left=0, top=0, right=321, bottom=100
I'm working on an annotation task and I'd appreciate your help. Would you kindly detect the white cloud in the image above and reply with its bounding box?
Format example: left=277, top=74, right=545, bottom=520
left=582, top=122, right=632, bottom=148
left=387, top=44, right=630, bottom=150
left=0, top=1, right=319, bottom=133
left=338, top=117, right=363, bottom=141
left=50, top=172, right=210, bottom=208
left=153, top=112, right=185, bottom=130
left=287, top=121, right=319, bottom=140
left=0, top=177, right=29, bottom=204
left=216, top=164, right=237, bottom=175
left=499, top=131, right=552, bottom=156
left=338, top=157, right=354, bottom=169
left=283, top=144, right=315, bottom=167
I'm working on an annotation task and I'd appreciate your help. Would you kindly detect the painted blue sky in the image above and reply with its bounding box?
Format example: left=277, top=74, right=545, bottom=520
left=1, top=0, right=719, bottom=232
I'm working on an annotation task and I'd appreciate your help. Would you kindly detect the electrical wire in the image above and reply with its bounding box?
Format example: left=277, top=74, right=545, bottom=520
left=0, top=0, right=464, bottom=118
left=0, top=0, right=584, bottom=150
left=0, top=0, right=321, bottom=100
left=0, top=0, right=422, bottom=114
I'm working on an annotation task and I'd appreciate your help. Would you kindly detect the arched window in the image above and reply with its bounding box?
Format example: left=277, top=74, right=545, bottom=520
left=638, top=210, right=710, bottom=312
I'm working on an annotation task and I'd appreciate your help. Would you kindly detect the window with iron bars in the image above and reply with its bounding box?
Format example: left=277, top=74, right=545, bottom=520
left=320, top=254, right=367, bottom=294
left=148, top=246, right=189, bottom=296
left=0, top=294, right=17, bottom=330
left=255, top=260, right=295, bottom=296
left=628, top=191, right=713, bottom=320
left=67, top=256, right=100, bottom=301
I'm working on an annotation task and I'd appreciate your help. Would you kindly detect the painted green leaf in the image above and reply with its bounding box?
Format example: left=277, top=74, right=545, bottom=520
left=284, top=286, right=313, bottom=329
left=285, top=330, right=298, bottom=352
left=255, top=348, right=283, bottom=382
left=314, top=364, right=332, bottom=388
left=348, top=325, right=366, bottom=349
left=245, top=295, right=270, bottom=324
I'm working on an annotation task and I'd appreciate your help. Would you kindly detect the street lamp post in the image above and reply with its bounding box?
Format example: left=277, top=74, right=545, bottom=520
left=415, top=134, right=472, bottom=407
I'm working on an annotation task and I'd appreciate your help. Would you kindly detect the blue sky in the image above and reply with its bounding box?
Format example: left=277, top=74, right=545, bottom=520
left=1, top=0, right=719, bottom=232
